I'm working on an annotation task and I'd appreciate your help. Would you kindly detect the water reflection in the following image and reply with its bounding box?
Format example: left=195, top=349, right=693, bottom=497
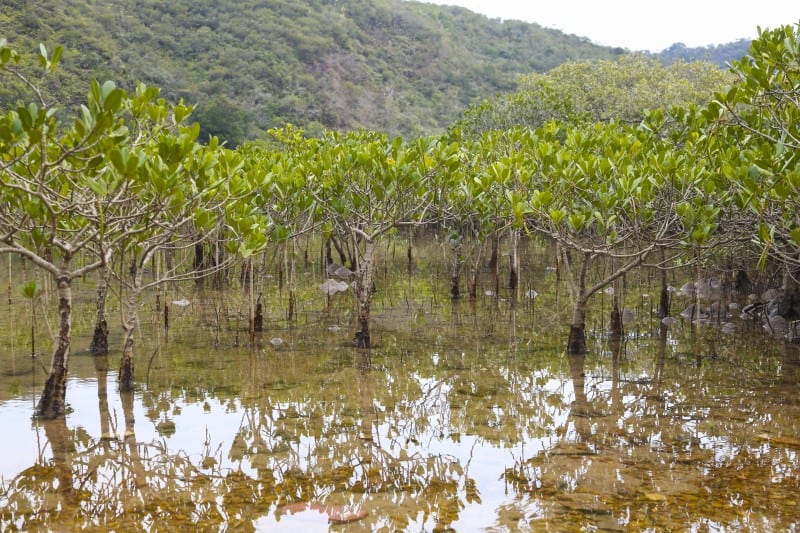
left=0, top=294, right=799, bottom=530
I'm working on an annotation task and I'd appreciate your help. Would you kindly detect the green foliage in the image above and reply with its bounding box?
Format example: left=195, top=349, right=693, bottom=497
left=0, top=39, right=266, bottom=272
left=193, top=97, right=246, bottom=148
left=710, top=22, right=800, bottom=267
left=456, top=55, right=733, bottom=135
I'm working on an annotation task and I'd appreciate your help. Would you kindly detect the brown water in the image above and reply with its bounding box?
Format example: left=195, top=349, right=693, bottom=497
left=0, top=245, right=798, bottom=531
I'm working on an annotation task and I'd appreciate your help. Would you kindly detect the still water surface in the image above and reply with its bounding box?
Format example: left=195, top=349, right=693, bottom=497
left=0, top=252, right=798, bottom=531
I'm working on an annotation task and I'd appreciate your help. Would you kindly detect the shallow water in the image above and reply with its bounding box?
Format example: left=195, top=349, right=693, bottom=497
left=1, top=247, right=799, bottom=531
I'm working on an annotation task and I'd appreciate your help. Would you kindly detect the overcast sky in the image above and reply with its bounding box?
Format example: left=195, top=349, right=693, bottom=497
left=418, top=1, right=800, bottom=52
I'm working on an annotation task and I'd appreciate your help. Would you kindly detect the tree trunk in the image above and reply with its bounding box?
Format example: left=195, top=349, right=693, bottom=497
left=119, top=336, right=135, bottom=391
left=658, top=249, right=670, bottom=318
left=610, top=291, right=623, bottom=338
left=37, top=275, right=72, bottom=419
left=119, top=268, right=143, bottom=391
left=508, top=229, right=520, bottom=305
left=324, top=238, right=333, bottom=274
left=658, top=266, right=670, bottom=319
left=407, top=232, right=413, bottom=277
left=193, top=241, right=207, bottom=285
left=565, top=251, right=590, bottom=355
left=90, top=266, right=109, bottom=355
left=491, top=233, right=500, bottom=298
left=119, top=302, right=138, bottom=392
left=488, top=232, right=498, bottom=270
left=469, top=241, right=484, bottom=300
left=567, top=301, right=587, bottom=355
left=331, top=235, right=348, bottom=267
left=354, top=238, right=376, bottom=348
left=254, top=293, right=263, bottom=332
left=450, top=245, right=463, bottom=300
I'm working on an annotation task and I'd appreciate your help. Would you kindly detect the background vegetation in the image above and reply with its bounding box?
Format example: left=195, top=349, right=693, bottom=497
left=0, top=0, right=748, bottom=144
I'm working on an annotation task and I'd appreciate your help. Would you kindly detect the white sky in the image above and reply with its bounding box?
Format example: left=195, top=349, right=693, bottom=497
left=418, top=0, right=800, bottom=52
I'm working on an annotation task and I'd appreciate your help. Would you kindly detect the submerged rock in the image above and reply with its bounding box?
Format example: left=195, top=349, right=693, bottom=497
left=661, top=316, right=678, bottom=327
left=695, top=278, right=723, bottom=301
left=320, top=278, right=348, bottom=295
left=679, top=304, right=696, bottom=321
left=621, top=309, right=636, bottom=324
left=764, top=315, right=787, bottom=337
left=678, top=281, right=695, bottom=297
left=326, top=263, right=354, bottom=279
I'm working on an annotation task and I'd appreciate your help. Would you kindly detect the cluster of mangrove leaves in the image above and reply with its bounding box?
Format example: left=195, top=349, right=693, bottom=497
left=1, top=23, right=800, bottom=419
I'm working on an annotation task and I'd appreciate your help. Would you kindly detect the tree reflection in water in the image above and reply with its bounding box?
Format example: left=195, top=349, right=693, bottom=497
left=0, top=289, right=799, bottom=531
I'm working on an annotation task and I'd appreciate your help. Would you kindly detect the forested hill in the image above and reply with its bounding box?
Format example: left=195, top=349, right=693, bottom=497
left=655, top=39, right=752, bottom=67
left=0, top=0, right=625, bottom=143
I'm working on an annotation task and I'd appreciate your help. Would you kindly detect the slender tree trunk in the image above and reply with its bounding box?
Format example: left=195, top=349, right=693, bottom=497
left=90, top=265, right=109, bottom=355
left=567, top=253, right=590, bottom=355
left=254, top=293, right=263, bottom=332
left=354, top=238, right=376, bottom=348
left=610, top=284, right=623, bottom=338
left=508, top=228, right=520, bottom=300
left=284, top=244, right=297, bottom=321
left=406, top=230, right=413, bottom=277
left=658, top=268, right=670, bottom=318
left=450, top=245, right=463, bottom=300
left=37, top=274, right=72, bottom=419
left=119, top=264, right=144, bottom=392
left=119, top=291, right=139, bottom=391
left=488, top=232, right=498, bottom=271
left=164, top=246, right=175, bottom=278
left=491, top=232, right=500, bottom=298
left=324, top=238, right=333, bottom=273
left=241, top=257, right=252, bottom=289
left=331, top=235, right=348, bottom=267
left=193, top=241, right=206, bottom=286
left=658, top=248, right=670, bottom=318
left=470, top=241, right=484, bottom=300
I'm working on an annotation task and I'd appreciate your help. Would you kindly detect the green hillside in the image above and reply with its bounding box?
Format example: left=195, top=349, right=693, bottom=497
left=0, top=0, right=626, bottom=143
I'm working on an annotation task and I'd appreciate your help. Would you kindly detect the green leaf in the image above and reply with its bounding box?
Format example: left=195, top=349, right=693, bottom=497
left=20, top=280, right=41, bottom=299
left=38, top=43, right=47, bottom=69
left=790, top=227, right=800, bottom=245
left=50, top=45, right=63, bottom=69
left=549, top=208, right=566, bottom=224
left=757, top=222, right=774, bottom=243
left=85, top=178, right=107, bottom=197
left=568, top=212, right=586, bottom=231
